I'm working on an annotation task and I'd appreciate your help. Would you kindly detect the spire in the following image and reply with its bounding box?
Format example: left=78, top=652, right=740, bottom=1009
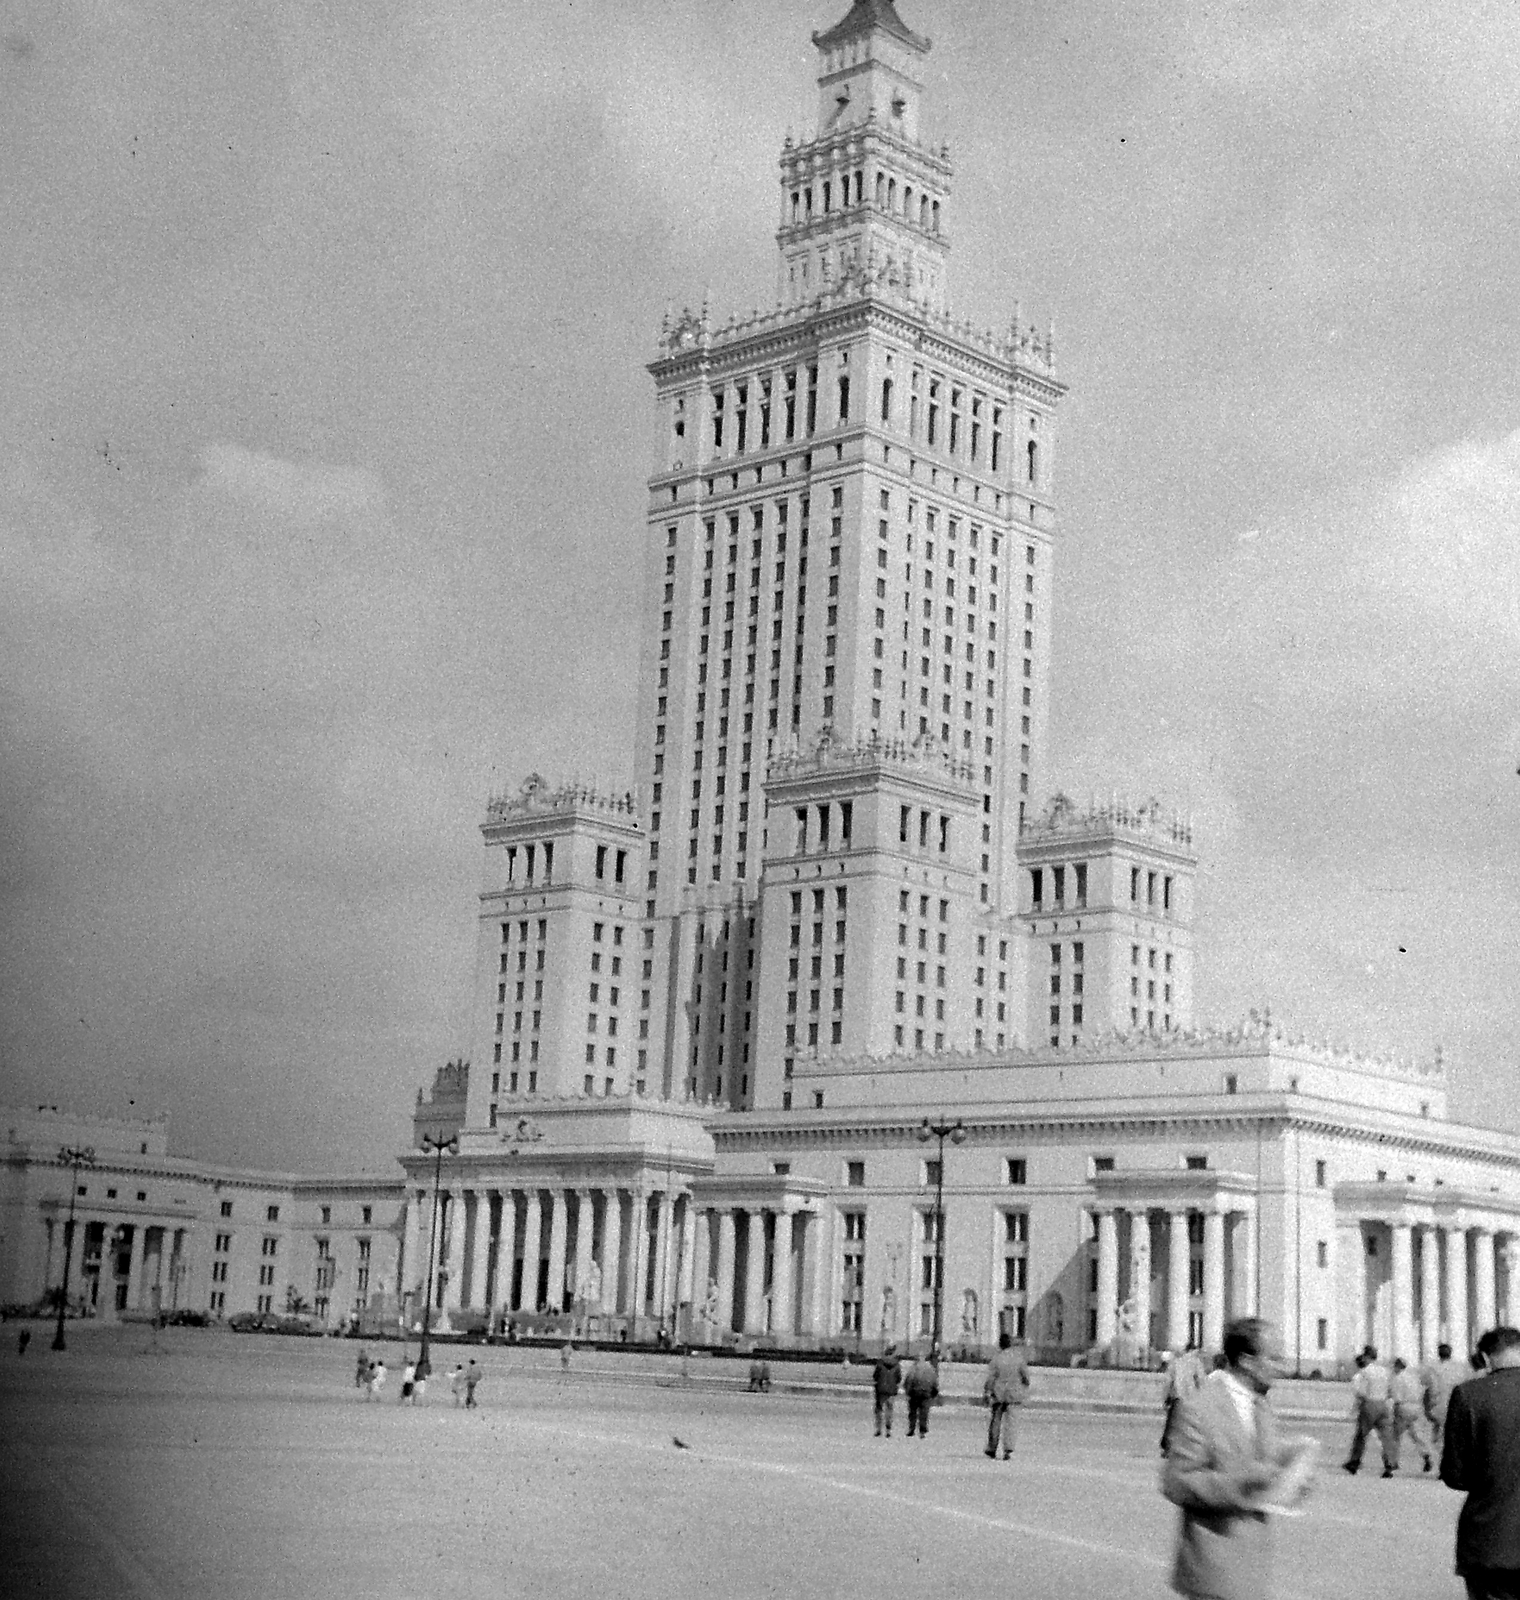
left=813, top=0, right=929, bottom=54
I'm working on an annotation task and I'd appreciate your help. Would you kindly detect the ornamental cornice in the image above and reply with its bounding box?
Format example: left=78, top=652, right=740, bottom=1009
left=651, top=293, right=1064, bottom=401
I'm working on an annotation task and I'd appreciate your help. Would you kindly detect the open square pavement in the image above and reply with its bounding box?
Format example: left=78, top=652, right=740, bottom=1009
left=0, top=1326, right=1465, bottom=1599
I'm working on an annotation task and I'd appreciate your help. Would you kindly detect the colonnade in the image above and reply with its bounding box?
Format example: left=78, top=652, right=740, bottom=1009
left=42, top=1216, right=190, bottom=1318
left=1091, top=1203, right=1255, bottom=1354
left=401, top=1188, right=830, bottom=1341
left=1355, top=1216, right=1519, bottom=1364
left=688, top=1205, right=826, bottom=1339
left=402, top=1183, right=694, bottom=1328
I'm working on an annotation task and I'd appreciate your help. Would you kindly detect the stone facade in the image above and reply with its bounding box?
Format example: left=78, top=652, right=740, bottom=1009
left=0, top=1106, right=402, bottom=1326
left=392, top=1, right=1520, bottom=1374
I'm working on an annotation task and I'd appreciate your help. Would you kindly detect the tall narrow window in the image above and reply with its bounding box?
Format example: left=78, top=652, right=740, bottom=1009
left=881, top=377, right=893, bottom=422
left=1026, top=439, right=1038, bottom=484
left=837, top=374, right=850, bottom=424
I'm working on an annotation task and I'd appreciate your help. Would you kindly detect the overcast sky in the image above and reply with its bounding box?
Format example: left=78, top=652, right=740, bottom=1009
left=3, top=0, right=1518, bottom=1173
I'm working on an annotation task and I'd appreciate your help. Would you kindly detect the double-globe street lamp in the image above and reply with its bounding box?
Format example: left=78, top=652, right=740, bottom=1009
left=52, top=1145, right=97, bottom=1351
left=416, top=1131, right=459, bottom=1380
left=916, top=1117, right=965, bottom=1363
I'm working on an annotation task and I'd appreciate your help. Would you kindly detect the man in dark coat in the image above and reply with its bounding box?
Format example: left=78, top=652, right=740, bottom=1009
left=872, top=1344, right=902, bottom=1437
left=1441, top=1324, right=1520, bottom=1599
left=903, top=1349, right=939, bottom=1438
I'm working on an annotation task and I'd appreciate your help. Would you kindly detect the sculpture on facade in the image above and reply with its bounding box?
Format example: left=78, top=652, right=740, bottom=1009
left=961, top=1288, right=979, bottom=1338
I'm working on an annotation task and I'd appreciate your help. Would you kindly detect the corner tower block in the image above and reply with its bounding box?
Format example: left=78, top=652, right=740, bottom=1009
left=1017, top=797, right=1197, bottom=1047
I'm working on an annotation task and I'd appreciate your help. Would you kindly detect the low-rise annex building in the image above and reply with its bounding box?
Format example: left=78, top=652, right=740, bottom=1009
left=0, top=1105, right=404, bottom=1325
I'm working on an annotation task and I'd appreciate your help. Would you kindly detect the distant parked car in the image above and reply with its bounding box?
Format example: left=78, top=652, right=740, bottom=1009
left=168, top=1308, right=208, bottom=1327
left=275, top=1314, right=321, bottom=1336
left=227, top=1311, right=281, bottom=1333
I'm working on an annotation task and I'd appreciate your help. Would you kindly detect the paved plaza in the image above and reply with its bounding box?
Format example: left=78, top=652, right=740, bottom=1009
left=0, top=1326, right=1464, bottom=1599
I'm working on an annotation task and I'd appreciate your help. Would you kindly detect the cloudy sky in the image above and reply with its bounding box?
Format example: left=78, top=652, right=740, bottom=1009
left=3, top=0, right=1518, bottom=1172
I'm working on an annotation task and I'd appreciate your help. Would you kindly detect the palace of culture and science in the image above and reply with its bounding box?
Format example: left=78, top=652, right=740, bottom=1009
left=7, top=2, right=1519, bottom=1375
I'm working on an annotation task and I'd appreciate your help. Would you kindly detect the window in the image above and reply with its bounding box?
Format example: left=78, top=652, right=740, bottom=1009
left=266, top=1205, right=279, bottom=1222
left=361, top=1205, right=372, bottom=1225
left=1314, top=1159, right=1327, bottom=1188
left=219, top=1200, right=232, bottom=1218
left=320, top=1205, right=331, bottom=1225
left=1185, top=1155, right=1208, bottom=1171
left=846, top=1160, right=865, bottom=1188
left=1317, top=1240, right=1328, bottom=1268
left=923, top=1159, right=942, bottom=1187
left=1092, top=1156, right=1115, bottom=1174
left=1006, top=1158, right=1027, bottom=1186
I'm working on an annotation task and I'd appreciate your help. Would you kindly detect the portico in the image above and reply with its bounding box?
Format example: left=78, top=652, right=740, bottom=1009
left=1334, top=1181, right=1520, bottom=1365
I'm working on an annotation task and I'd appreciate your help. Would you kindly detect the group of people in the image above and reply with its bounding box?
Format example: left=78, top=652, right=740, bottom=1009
left=1343, top=1340, right=1471, bottom=1477
left=868, top=1331, right=1031, bottom=1453
left=1160, top=1317, right=1520, bottom=1600
left=354, top=1348, right=483, bottom=1408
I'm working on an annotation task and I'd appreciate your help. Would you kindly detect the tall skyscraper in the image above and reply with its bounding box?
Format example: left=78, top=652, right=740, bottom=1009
left=632, top=0, right=1068, bottom=1111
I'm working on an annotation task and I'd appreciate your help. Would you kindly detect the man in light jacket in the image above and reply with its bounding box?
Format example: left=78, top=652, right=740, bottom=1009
left=982, top=1331, right=1031, bottom=1460
left=1162, top=1316, right=1308, bottom=1600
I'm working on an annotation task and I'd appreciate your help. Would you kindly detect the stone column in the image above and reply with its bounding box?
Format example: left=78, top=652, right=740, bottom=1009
left=496, top=1193, right=519, bottom=1312
left=1235, top=1210, right=1257, bottom=1317
left=572, top=1190, right=594, bottom=1315
left=469, top=1190, right=494, bottom=1310
left=546, top=1190, right=569, bottom=1313
left=1094, top=1209, right=1119, bottom=1347
left=520, top=1190, right=542, bottom=1310
left=402, top=1191, right=423, bottom=1296
left=629, top=1190, right=651, bottom=1320
left=1502, top=1238, right=1520, bottom=1327
left=125, top=1224, right=147, bottom=1312
left=1445, top=1226, right=1470, bottom=1358
left=1475, top=1227, right=1498, bottom=1338
left=797, top=1213, right=817, bottom=1336
left=1202, top=1210, right=1226, bottom=1353
left=677, top=1197, right=699, bottom=1310
left=1167, top=1211, right=1192, bottom=1350
left=743, top=1210, right=768, bottom=1335
left=599, top=1190, right=623, bottom=1316
left=772, top=1211, right=795, bottom=1337
left=716, top=1209, right=737, bottom=1332
left=1419, top=1225, right=1441, bottom=1363
left=442, top=1191, right=466, bottom=1312
left=688, top=1207, right=710, bottom=1323
left=1390, top=1219, right=1414, bottom=1362
left=1128, top=1210, right=1152, bottom=1350
left=652, top=1189, right=675, bottom=1323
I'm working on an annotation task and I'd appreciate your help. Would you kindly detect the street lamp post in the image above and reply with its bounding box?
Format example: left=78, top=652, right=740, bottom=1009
left=916, top=1117, right=965, bottom=1364
left=52, top=1145, right=96, bottom=1351
left=416, top=1132, right=459, bottom=1380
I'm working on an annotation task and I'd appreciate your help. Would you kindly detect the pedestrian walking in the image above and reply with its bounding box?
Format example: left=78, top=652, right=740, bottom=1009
left=1424, top=1342, right=1471, bottom=1460
left=1441, top=1324, right=1520, bottom=1599
left=561, top=1340, right=573, bottom=1372
left=1162, top=1316, right=1315, bottom=1600
left=367, top=1359, right=387, bottom=1399
left=354, top=1347, right=369, bottom=1388
left=399, top=1359, right=416, bottom=1403
left=1161, top=1342, right=1207, bottom=1456
left=982, top=1331, right=1031, bottom=1459
left=1390, top=1357, right=1433, bottom=1473
left=450, top=1363, right=467, bottom=1406
left=904, top=1350, right=939, bottom=1438
left=464, top=1359, right=482, bottom=1409
left=1342, top=1344, right=1397, bottom=1478
left=872, top=1344, right=902, bottom=1437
